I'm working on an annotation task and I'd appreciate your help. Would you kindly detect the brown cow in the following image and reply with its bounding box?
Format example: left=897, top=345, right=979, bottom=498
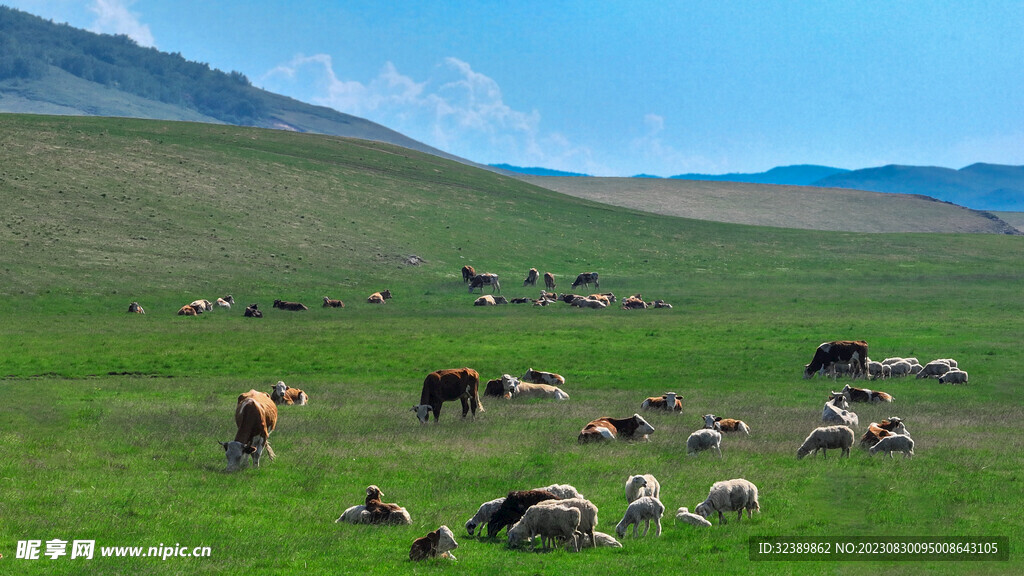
left=462, top=265, right=476, bottom=283
left=544, top=272, right=556, bottom=290
left=243, top=303, right=263, bottom=318
left=219, top=389, right=277, bottom=471
left=178, top=304, right=199, bottom=316
left=578, top=414, right=655, bottom=443
left=322, top=296, right=345, bottom=308
left=523, top=268, right=539, bottom=287
left=270, top=381, right=308, bottom=405
left=367, top=289, right=393, bottom=304
left=411, top=368, right=484, bottom=423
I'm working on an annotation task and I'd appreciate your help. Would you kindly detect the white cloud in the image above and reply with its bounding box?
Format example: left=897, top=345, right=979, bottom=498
left=629, top=113, right=723, bottom=175
left=88, top=0, right=155, bottom=47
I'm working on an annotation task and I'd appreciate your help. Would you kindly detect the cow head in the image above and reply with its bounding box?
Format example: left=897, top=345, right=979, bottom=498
left=219, top=440, right=258, bottom=472
left=411, top=405, right=433, bottom=424
left=702, top=414, right=718, bottom=429
left=632, top=414, right=655, bottom=436
left=271, top=381, right=288, bottom=401
left=500, top=374, right=520, bottom=396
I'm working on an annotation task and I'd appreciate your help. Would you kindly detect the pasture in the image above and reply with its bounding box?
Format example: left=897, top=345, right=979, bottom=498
left=0, top=115, right=1022, bottom=574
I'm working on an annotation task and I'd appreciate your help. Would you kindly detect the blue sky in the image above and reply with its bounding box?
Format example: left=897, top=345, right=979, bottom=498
left=7, top=1, right=1024, bottom=176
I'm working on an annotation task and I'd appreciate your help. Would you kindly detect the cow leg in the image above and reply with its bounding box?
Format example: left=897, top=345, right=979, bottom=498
left=250, top=436, right=265, bottom=468
left=460, top=397, right=470, bottom=418
left=432, top=403, right=442, bottom=422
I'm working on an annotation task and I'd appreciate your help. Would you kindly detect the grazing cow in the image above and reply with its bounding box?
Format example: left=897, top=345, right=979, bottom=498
left=486, top=489, right=560, bottom=538
left=243, top=303, right=263, bottom=318
left=322, top=296, right=345, bottom=308
left=571, top=272, right=599, bottom=290
left=127, top=301, right=145, bottom=314
left=702, top=413, right=751, bottom=435
left=841, top=383, right=893, bottom=403
left=803, top=340, right=869, bottom=379
left=219, top=389, right=277, bottom=471
left=217, top=295, right=235, bottom=309
left=412, top=368, right=484, bottom=423
left=641, top=392, right=682, bottom=412
left=523, top=268, right=539, bottom=287
left=578, top=414, right=655, bottom=443
left=178, top=304, right=199, bottom=316
left=473, top=295, right=509, bottom=306
left=272, top=299, right=308, bottom=311
left=469, top=273, right=501, bottom=293
left=859, top=418, right=909, bottom=448
left=270, top=381, right=308, bottom=405
left=367, top=289, right=393, bottom=304
left=544, top=272, right=556, bottom=290
left=462, top=265, right=476, bottom=283
left=521, top=368, right=565, bottom=386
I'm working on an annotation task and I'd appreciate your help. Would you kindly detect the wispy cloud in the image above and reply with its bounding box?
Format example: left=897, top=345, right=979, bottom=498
left=629, top=113, right=722, bottom=176
left=260, top=55, right=609, bottom=174
left=88, top=0, right=154, bottom=47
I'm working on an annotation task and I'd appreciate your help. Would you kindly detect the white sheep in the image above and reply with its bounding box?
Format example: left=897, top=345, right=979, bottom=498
left=686, top=428, right=723, bottom=457
left=533, top=497, right=599, bottom=548
left=507, top=504, right=581, bottom=550
left=888, top=360, right=913, bottom=377
left=822, top=393, right=859, bottom=428
left=625, top=474, right=661, bottom=503
left=880, top=357, right=904, bottom=365
left=335, top=505, right=371, bottom=524
left=909, top=363, right=924, bottom=375
left=615, top=496, right=664, bottom=538
left=674, top=507, right=712, bottom=527
left=867, top=360, right=887, bottom=379
left=501, top=374, right=569, bottom=400
left=917, top=361, right=952, bottom=379
left=869, top=434, right=915, bottom=458
left=797, top=425, right=855, bottom=459
left=934, top=358, right=958, bottom=368
left=465, top=497, right=505, bottom=536
left=564, top=530, right=622, bottom=550
left=535, top=483, right=584, bottom=500
left=694, top=478, right=760, bottom=525
left=938, top=369, right=968, bottom=384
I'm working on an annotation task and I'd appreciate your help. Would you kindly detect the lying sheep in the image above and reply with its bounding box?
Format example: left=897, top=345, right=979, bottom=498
left=362, top=485, right=412, bottom=525
left=465, top=497, right=506, bottom=536
left=797, top=425, right=855, bottom=459
left=822, top=392, right=859, bottom=428
left=695, top=479, right=760, bottom=525
left=869, top=434, right=915, bottom=459
left=535, top=484, right=584, bottom=500
left=409, top=525, right=458, bottom=561
left=686, top=428, right=723, bottom=457
left=625, top=474, right=661, bottom=503
left=507, top=504, right=581, bottom=551
left=533, top=497, right=599, bottom=549
left=335, top=504, right=371, bottom=524
left=563, top=530, right=622, bottom=550
left=675, top=507, right=713, bottom=527
left=615, top=496, right=664, bottom=538
left=938, top=369, right=969, bottom=384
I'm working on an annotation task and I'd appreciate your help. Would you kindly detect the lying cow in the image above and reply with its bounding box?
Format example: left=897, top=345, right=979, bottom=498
left=412, top=367, right=484, bottom=423
left=270, top=381, right=308, bottom=405
left=474, top=295, right=508, bottom=306
left=410, top=525, right=459, bottom=561
left=578, top=414, right=655, bottom=443
left=521, top=368, right=565, bottom=386
left=367, top=289, right=392, bottom=304
left=641, top=392, right=682, bottom=412
left=842, top=383, right=893, bottom=403
left=178, top=304, right=199, bottom=316
left=243, top=303, right=263, bottom=318
left=217, top=295, right=235, bottom=309
left=219, top=389, right=277, bottom=471
left=322, top=296, right=345, bottom=308
left=501, top=374, right=569, bottom=400
left=127, top=301, right=145, bottom=314
left=272, top=299, right=308, bottom=311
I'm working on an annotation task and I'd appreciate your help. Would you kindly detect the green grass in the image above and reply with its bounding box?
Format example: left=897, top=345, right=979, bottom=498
left=0, top=115, right=1022, bottom=575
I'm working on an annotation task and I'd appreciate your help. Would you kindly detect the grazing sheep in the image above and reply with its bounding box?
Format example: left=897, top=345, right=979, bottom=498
left=323, top=296, right=345, bottom=308
left=917, top=361, right=952, bottom=379
left=625, top=474, right=661, bottom=503
left=869, top=434, right=916, bottom=459
left=563, top=531, right=622, bottom=550
left=909, top=363, right=924, bottom=375
left=938, top=369, right=969, bottom=384
left=486, top=489, right=560, bottom=538
left=867, top=361, right=888, bottom=379
left=507, top=504, right=581, bottom=550
left=797, top=425, right=855, bottom=459
left=641, top=392, right=682, bottom=412
left=860, top=418, right=910, bottom=448
left=822, top=392, right=859, bottom=428
left=465, top=497, right=506, bottom=536
left=675, top=507, right=713, bottom=527
left=127, top=301, right=145, bottom=314
left=361, top=485, right=412, bottom=525
left=502, top=374, right=569, bottom=400
left=532, top=497, right=599, bottom=549
left=888, top=360, right=913, bottom=377
left=934, top=358, right=959, bottom=368
left=409, top=525, right=459, bottom=561
left=686, top=428, right=723, bottom=457
left=702, top=413, right=751, bottom=435
left=615, top=496, right=664, bottom=538
left=535, top=484, right=584, bottom=500
left=694, top=479, right=760, bottom=525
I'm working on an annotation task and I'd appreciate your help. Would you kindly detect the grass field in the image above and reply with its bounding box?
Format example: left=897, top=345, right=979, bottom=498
left=0, top=115, right=1021, bottom=575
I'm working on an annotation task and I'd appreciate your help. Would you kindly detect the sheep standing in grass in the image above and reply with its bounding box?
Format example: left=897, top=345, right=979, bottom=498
left=625, top=474, right=661, bottom=503
left=869, top=434, right=916, bottom=458
left=694, top=479, right=760, bottom=525
left=797, top=425, right=855, bottom=459
left=507, top=504, right=581, bottom=550
left=917, top=361, right=952, bottom=379
left=615, top=496, right=665, bottom=538
left=465, top=497, right=506, bottom=536
left=533, top=497, right=599, bottom=548
left=938, top=369, right=969, bottom=384
left=687, top=428, right=723, bottom=457
left=675, top=507, right=713, bottom=527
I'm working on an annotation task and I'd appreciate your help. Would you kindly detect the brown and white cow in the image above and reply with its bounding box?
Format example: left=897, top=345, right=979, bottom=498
left=523, top=268, right=539, bottom=287
left=473, top=295, right=508, bottom=306
left=270, top=381, right=308, bottom=405
left=578, top=414, right=655, bottom=443
left=178, top=304, right=199, bottom=316
left=521, top=368, right=565, bottom=386
left=412, top=367, right=484, bottom=423
left=859, top=418, right=909, bottom=448
left=217, top=295, right=235, bottom=309
left=702, top=413, right=751, bottom=435
left=127, top=301, right=145, bottom=314
left=641, top=392, right=682, bottom=412
left=621, top=294, right=648, bottom=309
left=190, top=299, right=213, bottom=312
left=841, top=383, right=893, bottom=403
left=803, top=340, right=869, bottom=379
left=409, top=525, right=459, bottom=561
left=272, top=299, right=308, bottom=311
left=367, top=289, right=393, bottom=304
left=323, top=296, right=345, bottom=308
left=462, top=265, right=476, bottom=283
left=219, top=389, right=277, bottom=471
left=468, top=273, right=500, bottom=293
left=571, top=272, right=599, bottom=290
left=544, top=272, right=556, bottom=290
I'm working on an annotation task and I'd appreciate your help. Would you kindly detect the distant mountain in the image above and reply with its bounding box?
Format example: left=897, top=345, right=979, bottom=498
left=815, top=163, right=1024, bottom=211
left=490, top=164, right=590, bottom=177
left=671, top=165, right=850, bottom=186
left=0, top=6, right=469, bottom=165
